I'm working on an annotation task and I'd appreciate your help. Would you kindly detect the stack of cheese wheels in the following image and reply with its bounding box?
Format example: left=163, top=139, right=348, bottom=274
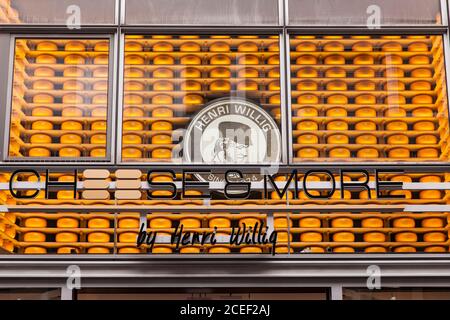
left=290, top=35, right=445, bottom=162
left=9, top=39, right=110, bottom=159
left=121, top=35, right=281, bottom=162
left=118, top=214, right=141, bottom=254
left=87, top=213, right=111, bottom=254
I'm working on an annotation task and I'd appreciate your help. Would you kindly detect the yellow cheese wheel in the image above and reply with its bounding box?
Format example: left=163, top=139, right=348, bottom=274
left=296, top=55, right=317, bottom=65
left=94, top=41, right=109, bottom=52
left=65, top=41, right=85, bottom=51
left=417, top=148, right=439, bottom=158
left=295, top=42, right=316, bottom=52
left=356, top=148, right=379, bottom=158
left=59, top=147, right=81, bottom=157
left=125, top=67, right=145, bottom=78
left=409, top=55, right=430, bottom=64
left=152, top=148, right=171, bottom=159
left=411, top=68, right=432, bottom=78
left=331, top=217, right=353, bottom=228
left=87, top=247, right=110, bottom=254
left=209, top=42, right=230, bottom=52
left=24, top=247, right=47, bottom=254
left=297, top=120, right=318, bottom=130
left=332, top=232, right=355, bottom=242
left=57, top=217, right=79, bottom=228
left=211, top=67, right=232, bottom=78
left=123, top=107, right=144, bottom=117
left=31, top=106, right=53, bottom=117
left=210, top=54, right=231, bottom=65
left=363, top=232, right=386, bottom=242
left=24, top=232, right=46, bottom=242
left=413, top=121, right=435, bottom=131
left=297, top=67, right=318, bottom=78
left=325, top=67, right=346, bottom=78
left=36, top=41, right=58, bottom=51
left=298, top=217, right=321, bottom=228
left=327, top=134, right=349, bottom=144
left=180, top=55, right=201, bottom=65
left=297, top=147, right=319, bottom=158
left=151, top=134, right=171, bottom=144
left=324, top=54, right=345, bottom=65
left=153, top=42, right=173, bottom=52
left=385, top=107, right=406, bottom=117
left=32, top=120, right=53, bottom=130
left=151, top=121, right=172, bottom=131
left=355, top=121, right=376, bottom=131
left=62, top=107, right=83, bottom=117
left=386, top=121, right=408, bottom=131
left=387, top=134, right=409, bottom=145
left=355, top=107, right=376, bottom=117
left=64, top=54, right=85, bottom=65
left=60, top=134, right=82, bottom=144
left=354, top=67, right=375, bottom=78
left=24, top=217, right=47, bottom=228
left=388, top=147, right=410, bottom=158
left=416, top=134, right=437, bottom=144
left=55, top=232, right=78, bottom=243
left=122, top=147, right=143, bottom=158
left=329, top=147, right=351, bottom=158
left=123, top=134, right=142, bottom=144
left=362, top=217, right=383, bottom=228
left=353, top=54, right=374, bottom=65
left=300, top=232, right=322, bottom=242
left=180, top=67, right=201, bottom=78
left=36, top=54, right=57, bottom=64
left=34, top=67, right=55, bottom=77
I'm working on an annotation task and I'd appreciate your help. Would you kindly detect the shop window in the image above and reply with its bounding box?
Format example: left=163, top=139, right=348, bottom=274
left=7, top=38, right=112, bottom=161
left=288, top=0, right=443, bottom=26
left=125, top=0, right=280, bottom=26
left=290, top=35, right=449, bottom=162
left=121, top=34, right=282, bottom=164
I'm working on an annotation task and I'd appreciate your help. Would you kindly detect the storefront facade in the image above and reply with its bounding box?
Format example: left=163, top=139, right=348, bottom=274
left=0, top=0, right=450, bottom=300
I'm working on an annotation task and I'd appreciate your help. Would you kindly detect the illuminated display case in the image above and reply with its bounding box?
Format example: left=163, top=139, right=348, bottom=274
left=121, top=34, right=282, bottom=163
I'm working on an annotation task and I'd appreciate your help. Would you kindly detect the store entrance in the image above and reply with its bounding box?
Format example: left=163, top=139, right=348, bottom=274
left=74, top=288, right=330, bottom=300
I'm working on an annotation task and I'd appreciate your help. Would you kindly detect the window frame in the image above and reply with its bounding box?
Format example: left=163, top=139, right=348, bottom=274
left=2, top=33, right=118, bottom=164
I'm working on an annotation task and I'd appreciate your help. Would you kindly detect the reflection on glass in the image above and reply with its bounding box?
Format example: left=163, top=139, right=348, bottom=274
left=125, top=0, right=279, bottom=25
left=0, top=288, right=61, bottom=300
left=288, top=0, right=442, bottom=26
left=8, top=38, right=110, bottom=160
left=122, top=34, right=281, bottom=163
left=290, top=35, right=449, bottom=162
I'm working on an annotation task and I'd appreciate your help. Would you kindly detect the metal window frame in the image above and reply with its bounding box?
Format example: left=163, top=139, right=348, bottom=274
left=116, top=29, right=289, bottom=166
left=121, top=0, right=282, bottom=27
left=1, top=33, right=118, bottom=165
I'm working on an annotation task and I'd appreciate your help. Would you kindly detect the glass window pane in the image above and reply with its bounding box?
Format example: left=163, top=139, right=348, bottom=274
left=289, top=35, right=449, bottom=163
left=288, top=0, right=443, bottom=26
left=121, top=34, right=282, bottom=164
left=125, top=0, right=279, bottom=25
left=0, top=0, right=116, bottom=25
left=8, top=38, right=111, bottom=161
left=0, top=288, right=61, bottom=300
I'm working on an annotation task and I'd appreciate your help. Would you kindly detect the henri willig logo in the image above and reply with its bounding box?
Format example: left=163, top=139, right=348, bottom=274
left=183, top=98, right=282, bottom=184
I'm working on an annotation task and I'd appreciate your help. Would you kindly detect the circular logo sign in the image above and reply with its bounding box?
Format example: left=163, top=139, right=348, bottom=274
left=184, top=98, right=281, bottom=183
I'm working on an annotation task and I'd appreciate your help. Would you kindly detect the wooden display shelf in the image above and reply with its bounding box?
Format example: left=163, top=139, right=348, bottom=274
left=288, top=241, right=450, bottom=248
left=124, top=51, right=279, bottom=59
left=291, top=116, right=438, bottom=124
left=19, top=115, right=189, bottom=125
left=122, top=64, right=280, bottom=72
left=289, top=38, right=433, bottom=46
left=290, top=51, right=433, bottom=59
left=291, top=103, right=438, bottom=112
left=26, top=51, right=109, bottom=59
left=290, top=77, right=436, bottom=85
left=292, top=157, right=444, bottom=162
left=124, top=38, right=279, bottom=46
left=290, top=64, right=435, bottom=72
left=24, top=89, right=279, bottom=98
